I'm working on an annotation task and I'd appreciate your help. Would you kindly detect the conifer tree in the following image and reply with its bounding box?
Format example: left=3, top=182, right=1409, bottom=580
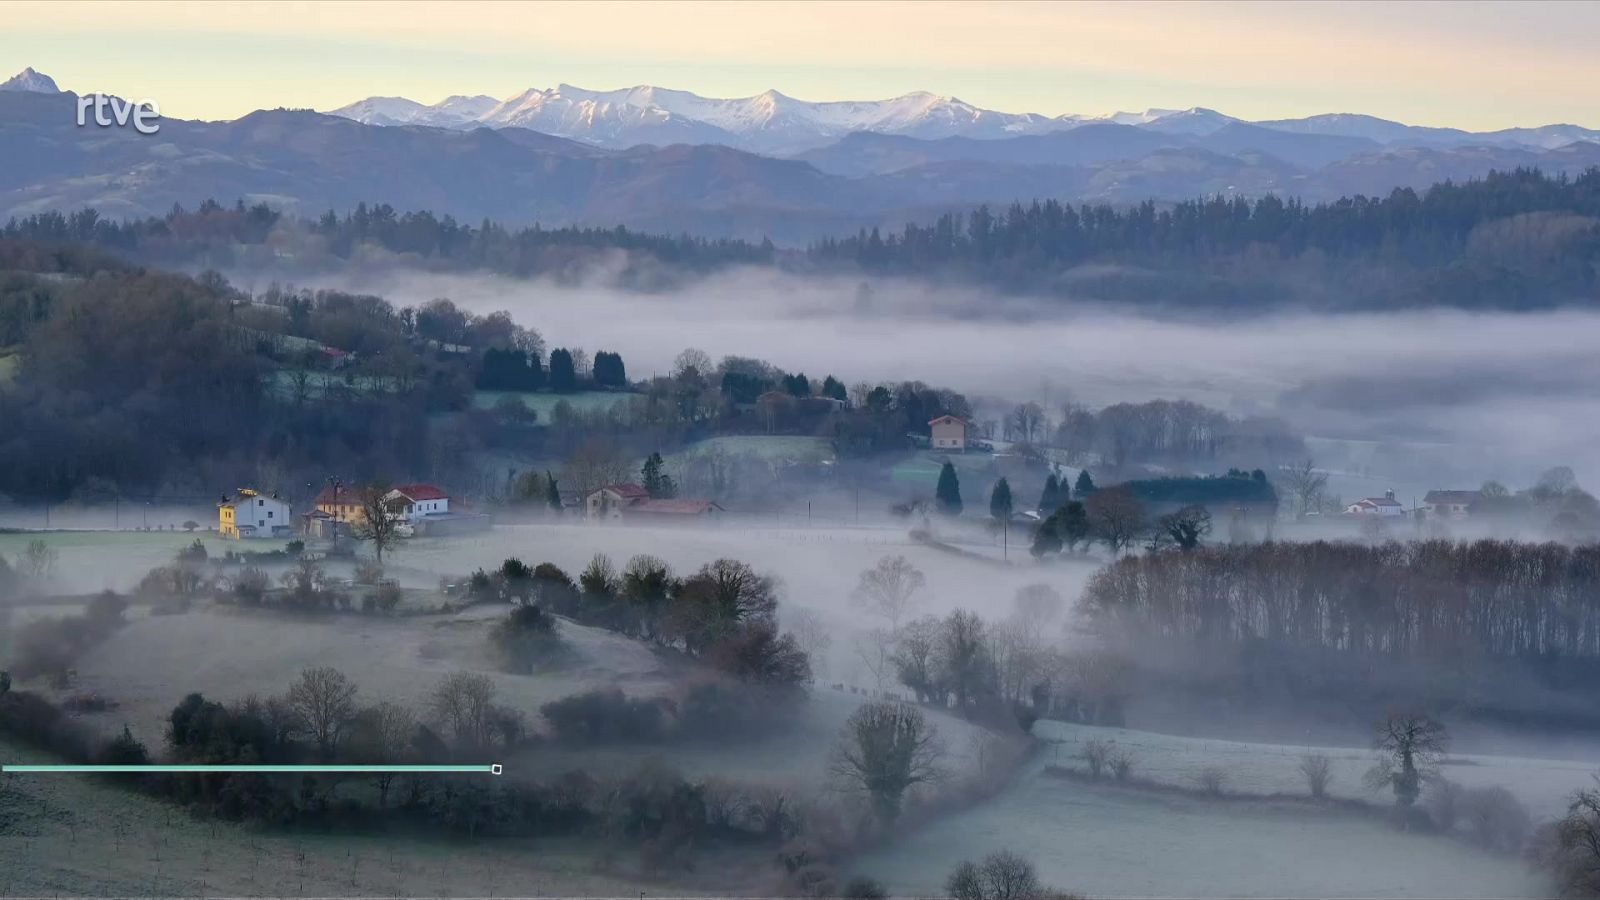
left=936, top=461, right=963, bottom=516
left=990, top=478, right=1013, bottom=523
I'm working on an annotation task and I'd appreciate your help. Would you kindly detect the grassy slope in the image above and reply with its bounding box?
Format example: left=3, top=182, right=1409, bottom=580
left=0, top=735, right=679, bottom=897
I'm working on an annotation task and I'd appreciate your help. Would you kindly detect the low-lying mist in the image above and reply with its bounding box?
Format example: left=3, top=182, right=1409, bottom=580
left=258, top=264, right=1600, bottom=488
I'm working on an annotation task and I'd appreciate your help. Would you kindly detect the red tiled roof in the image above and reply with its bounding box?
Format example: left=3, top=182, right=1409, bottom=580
left=598, top=483, right=649, bottom=500
left=929, top=415, right=967, bottom=426
left=627, top=499, right=722, bottom=515
left=392, top=483, right=449, bottom=501
left=312, top=486, right=359, bottom=506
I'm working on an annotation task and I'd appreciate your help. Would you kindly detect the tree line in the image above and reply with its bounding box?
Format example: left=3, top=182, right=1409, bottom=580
left=1081, top=539, right=1600, bottom=673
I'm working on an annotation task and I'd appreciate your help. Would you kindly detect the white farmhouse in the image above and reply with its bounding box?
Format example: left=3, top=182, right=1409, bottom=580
left=1345, top=490, right=1406, bottom=517
left=218, top=489, right=293, bottom=538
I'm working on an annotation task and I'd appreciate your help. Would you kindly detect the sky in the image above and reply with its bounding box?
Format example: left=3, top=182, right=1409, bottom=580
left=3, top=0, right=1598, bottom=130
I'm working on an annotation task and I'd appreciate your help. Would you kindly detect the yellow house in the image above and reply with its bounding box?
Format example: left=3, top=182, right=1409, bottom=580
left=312, top=484, right=367, bottom=526
left=219, top=488, right=293, bottom=539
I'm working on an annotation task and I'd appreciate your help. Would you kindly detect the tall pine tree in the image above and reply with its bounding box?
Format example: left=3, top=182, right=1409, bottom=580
left=1075, top=470, right=1097, bottom=496
left=936, top=461, right=963, bottom=516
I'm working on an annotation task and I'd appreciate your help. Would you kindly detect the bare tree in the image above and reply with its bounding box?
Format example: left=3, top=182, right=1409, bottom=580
left=1284, top=458, right=1329, bottom=519
left=1533, top=778, right=1600, bottom=897
left=852, top=555, right=925, bottom=629
left=786, top=608, right=833, bottom=680
left=1299, top=753, right=1333, bottom=799
left=1085, top=487, right=1144, bottom=555
left=21, top=539, right=58, bottom=580
left=351, top=484, right=401, bottom=564
left=430, top=672, right=498, bottom=750
left=854, top=626, right=896, bottom=694
left=287, top=666, right=358, bottom=758
left=347, top=701, right=416, bottom=807
left=672, top=347, right=713, bottom=382
left=1007, top=402, right=1045, bottom=445
left=946, top=850, right=1067, bottom=900
left=563, top=439, right=633, bottom=495
left=830, top=702, right=943, bottom=823
left=1194, top=766, right=1228, bottom=796
left=1368, top=711, right=1449, bottom=807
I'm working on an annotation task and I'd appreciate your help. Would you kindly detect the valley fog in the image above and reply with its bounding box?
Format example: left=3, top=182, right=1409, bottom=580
left=286, top=264, right=1600, bottom=488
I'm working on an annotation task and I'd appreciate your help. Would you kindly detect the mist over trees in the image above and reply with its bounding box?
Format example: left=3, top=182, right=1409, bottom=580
left=9, top=167, right=1600, bottom=313
left=811, top=168, right=1600, bottom=310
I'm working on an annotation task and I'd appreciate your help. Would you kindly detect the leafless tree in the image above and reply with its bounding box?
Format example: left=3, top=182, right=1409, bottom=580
left=429, top=671, right=498, bottom=750
left=563, top=439, right=632, bottom=495
left=1085, top=486, right=1144, bottom=554
left=347, top=701, right=416, bottom=807
left=1299, top=753, right=1333, bottom=799
left=672, top=347, right=713, bottom=382
left=1532, top=778, right=1600, bottom=897
left=830, top=702, right=943, bottom=823
left=1007, top=402, right=1045, bottom=445
left=21, top=539, right=58, bottom=580
left=786, top=608, right=833, bottom=680
left=852, top=555, right=925, bottom=629
left=1369, top=711, right=1449, bottom=807
left=854, top=626, right=896, bottom=693
left=1285, top=458, right=1330, bottom=519
left=287, top=666, right=358, bottom=758
left=946, top=850, right=1070, bottom=900
left=351, top=484, right=401, bottom=564
left=1081, top=738, right=1113, bottom=778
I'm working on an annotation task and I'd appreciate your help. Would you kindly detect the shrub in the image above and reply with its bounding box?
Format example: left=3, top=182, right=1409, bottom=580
left=1460, top=785, right=1531, bottom=853
left=233, top=567, right=270, bottom=605
left=676, top=682, right=785, bottom=738
left=1108, top=748, right=1136, bottom=782
left=541, top=688, right=672, bottom=743
left=373, top=580, right=403, bottom=613
left=946, top=850, right=1079, bottom=900
left=1426, top=776, right=1463, bottom=831
left=490, top=604, right=562, bottom=673
left=1299, top=753, right=1333, bottom=800
left=1081, top=738, right=1112, bottom=778
left=1194, top=766, right=1228, bottom=796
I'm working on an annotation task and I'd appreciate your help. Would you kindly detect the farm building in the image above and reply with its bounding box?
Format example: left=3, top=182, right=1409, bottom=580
left=218, top=489, right=293, bottom=539
left=929, top=415, right=968, bottom=451
left=1345, top=490, right=1406, bottom=517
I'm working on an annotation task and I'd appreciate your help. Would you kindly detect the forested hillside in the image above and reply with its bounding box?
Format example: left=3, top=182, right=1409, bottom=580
left=6, top=168, right=1598, bottom=311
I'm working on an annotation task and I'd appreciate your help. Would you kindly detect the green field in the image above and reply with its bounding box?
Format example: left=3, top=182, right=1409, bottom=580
left=891, top=449, right=996, bottom=485
left=472, top=389, right=637, bottom=420
left=665, top=434, right=834, bottom=465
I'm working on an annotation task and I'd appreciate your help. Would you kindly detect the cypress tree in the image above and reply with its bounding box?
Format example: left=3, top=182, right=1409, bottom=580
left=936, top=461, right=963, bottom=516
left=1038, top=473, right=1061, bottom=512
left=1075, top=470, right=1097, bottom=496
left=545, top=471, right=562, bottom=511
left=990, top=478, right=1013, bottom=522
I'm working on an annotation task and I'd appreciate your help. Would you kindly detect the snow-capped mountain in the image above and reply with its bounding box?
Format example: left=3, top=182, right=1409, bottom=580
left=324, top=79, right=1600, bottom=156
left=0, top=66, right=61, bottom=93
left=330, top=93, right=500, bottom=128
left=463, top=84, right=1070, bottom=152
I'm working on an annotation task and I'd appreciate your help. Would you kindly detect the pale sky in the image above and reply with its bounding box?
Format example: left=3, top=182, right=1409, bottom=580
left=3, top=0, right=1598, bottom=130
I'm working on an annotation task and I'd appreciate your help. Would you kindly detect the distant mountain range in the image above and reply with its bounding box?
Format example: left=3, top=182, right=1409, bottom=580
left=5, top=67, right=1600, bottom=244
left=324, top=81, right=1600, bottom=157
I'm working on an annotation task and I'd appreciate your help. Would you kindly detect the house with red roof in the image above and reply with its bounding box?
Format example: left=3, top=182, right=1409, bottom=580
left=1345, top=490, right=1406, bottom=518
left=384, top=483, right=451, bottom=523
left=585, top=483, right=650, bottom=521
